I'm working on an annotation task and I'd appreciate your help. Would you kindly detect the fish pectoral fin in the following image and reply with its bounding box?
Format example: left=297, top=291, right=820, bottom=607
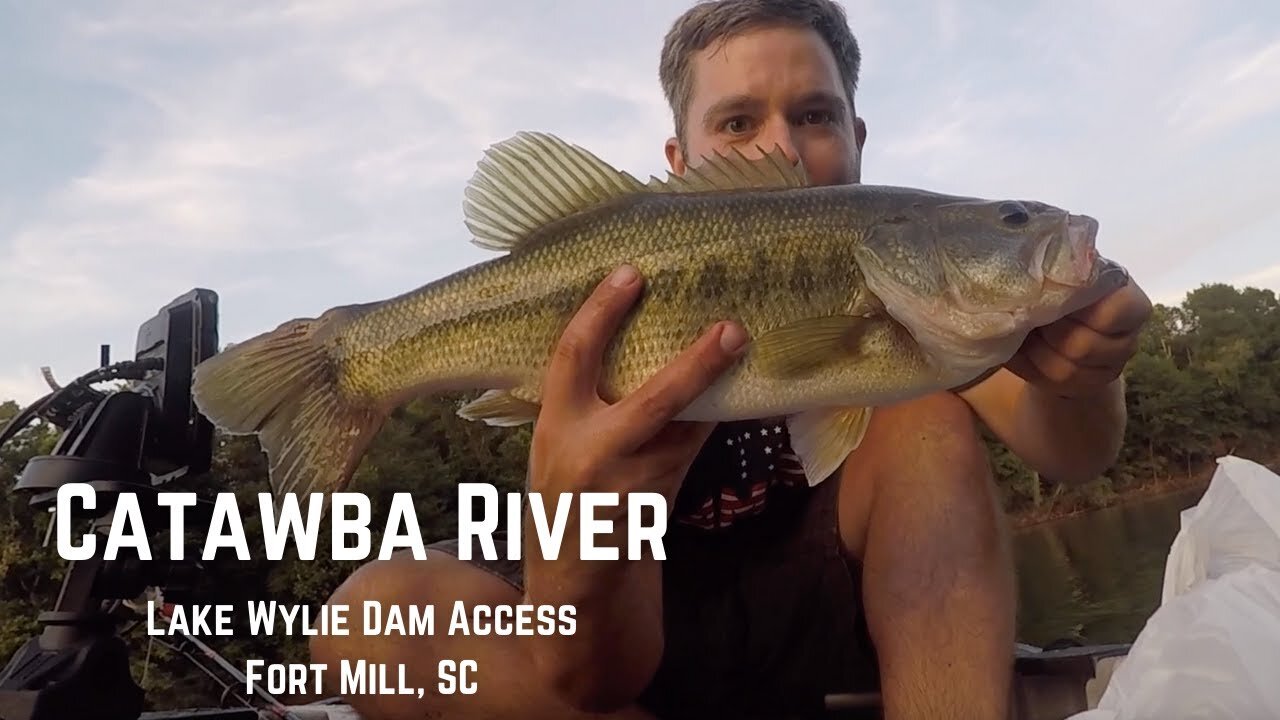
left=649, top=144, right=810, bottom=193
left=463, top=132, right=647, bottom=252
left=786, top=406, right=873, bottom=487
left=457, top=389, right=541, bottom=426
left=753, top=315, right=871, bottom=378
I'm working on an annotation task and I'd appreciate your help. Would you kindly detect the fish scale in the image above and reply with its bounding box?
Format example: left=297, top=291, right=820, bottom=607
left=339, top=190, right=862, bottom=411
left=191, top=130, right=1126, bottom=502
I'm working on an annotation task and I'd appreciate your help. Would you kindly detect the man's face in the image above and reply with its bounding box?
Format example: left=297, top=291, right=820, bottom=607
left=665, top=25, right=868, bottom=188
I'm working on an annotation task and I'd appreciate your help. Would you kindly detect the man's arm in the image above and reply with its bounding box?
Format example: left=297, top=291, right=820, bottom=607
left=958, top=279, right=1151, bottom=485
left=521, top=264, right=748, bottom=712
left=959, top=368, right=1126, bottom=484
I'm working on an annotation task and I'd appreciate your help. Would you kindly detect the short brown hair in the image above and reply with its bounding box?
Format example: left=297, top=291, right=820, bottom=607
left=659, top=0, right=862, bottom=144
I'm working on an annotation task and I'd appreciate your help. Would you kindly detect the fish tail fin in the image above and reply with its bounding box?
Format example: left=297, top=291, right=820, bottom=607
left=192, top=313, right=384, bottom=499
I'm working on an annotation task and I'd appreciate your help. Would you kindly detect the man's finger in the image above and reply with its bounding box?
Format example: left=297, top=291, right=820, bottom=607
left=645, top=419, right=719, bottom=461
left=1004, top=346, right=1050, bottom=387
left=1070, top=281, right=1152, bottom=336
left=633, top=420, right=719, bottom=502
left=605, top=321, right=748, bottom=452
left=543, top=264, right=644, bottom=409
left=1037, top=317, right=1140, bottom=369
left=1015, top=332, right=1122, bottom=396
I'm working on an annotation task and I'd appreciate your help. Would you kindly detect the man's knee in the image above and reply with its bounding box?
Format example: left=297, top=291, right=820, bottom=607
left=311, top=554, right=429, bottom=666
left=314, top=550, right=518, bottom=637
left=309, top=554, right=658, bottom=720
left=309, top=552, right=533, bottom=719
left=837, top=392, right=998, bottom=561
left=876, top=392, right=989, bottom=472
left=851, top=396, right=1014, bottom=720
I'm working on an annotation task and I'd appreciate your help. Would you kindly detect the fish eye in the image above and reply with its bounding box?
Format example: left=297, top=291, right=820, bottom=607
left=999, top=202, right=1030, bottom=227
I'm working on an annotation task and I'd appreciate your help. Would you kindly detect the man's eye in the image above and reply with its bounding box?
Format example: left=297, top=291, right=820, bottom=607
left=724, top=117, right=751, bottom=134
left=800, top=110, right=833, bottom=125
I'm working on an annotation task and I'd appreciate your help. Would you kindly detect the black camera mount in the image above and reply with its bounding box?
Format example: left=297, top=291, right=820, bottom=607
left=0, top=289, right=265, bottom=720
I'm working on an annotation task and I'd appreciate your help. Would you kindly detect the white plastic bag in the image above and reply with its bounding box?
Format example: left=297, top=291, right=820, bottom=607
left=1069, top=455, right=1280, bottom=720
left=1161, top=455, right=1280, bottom=603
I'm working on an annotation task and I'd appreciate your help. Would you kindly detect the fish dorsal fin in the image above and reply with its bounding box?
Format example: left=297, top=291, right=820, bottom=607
left=463, top=131, right=647, bottom=252
left=463, top=134, right=810, bottom=252
left=649, top=144, right=810, bottom=193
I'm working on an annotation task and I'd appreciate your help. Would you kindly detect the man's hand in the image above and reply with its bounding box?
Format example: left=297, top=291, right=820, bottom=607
left=529, top=264, right=747, bottom=509
left=1005, top=280, right=1153, bottom=398
left=961, top=278, right=1152, bottom=484
left=522, top=263, right=748, bottom=712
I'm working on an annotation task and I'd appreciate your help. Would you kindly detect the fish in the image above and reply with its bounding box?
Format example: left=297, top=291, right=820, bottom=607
left=190, top=130, right=1129, bottom=501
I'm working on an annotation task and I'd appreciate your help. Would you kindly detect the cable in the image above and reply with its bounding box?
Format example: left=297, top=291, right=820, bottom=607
left=0, top=391, right=56, bottom=449
left=0, top=358, right=166, bottom=450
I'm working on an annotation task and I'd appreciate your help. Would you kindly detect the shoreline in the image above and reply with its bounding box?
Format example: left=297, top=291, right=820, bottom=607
left=1008, top=453, right=1279, bottom=530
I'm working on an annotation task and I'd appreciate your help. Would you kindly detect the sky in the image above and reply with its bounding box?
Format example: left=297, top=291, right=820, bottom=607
left=1, top=0, right=1278, bottom=406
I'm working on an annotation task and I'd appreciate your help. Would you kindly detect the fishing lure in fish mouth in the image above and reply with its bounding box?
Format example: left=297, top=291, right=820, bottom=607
left=190, top=130, right=1127, bottom=504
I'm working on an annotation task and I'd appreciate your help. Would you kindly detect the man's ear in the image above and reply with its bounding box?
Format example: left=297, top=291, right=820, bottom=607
left=664, top=136, right=687, bottom=175
left=849, top=116, right=869, bottom=184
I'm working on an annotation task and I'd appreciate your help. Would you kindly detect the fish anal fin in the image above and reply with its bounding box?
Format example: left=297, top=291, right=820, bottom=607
left=649, top=144, right=810, bottom=193
left=787, top=407, right=873, bottom=487
left=457, top=388, right=542, bottom=426
left=753, top=315, right=871, bottom=379
left=463, top=131, right=646, bottom=252
left=191, top=314, right=385, bottom=507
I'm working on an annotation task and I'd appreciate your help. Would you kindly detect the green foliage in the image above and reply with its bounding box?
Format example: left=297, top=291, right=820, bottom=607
left=0, top=402, right=64, bottom=662
left=996, top=283, right=1280, bottom=517
left=0, top=283, right=1276, bottom=708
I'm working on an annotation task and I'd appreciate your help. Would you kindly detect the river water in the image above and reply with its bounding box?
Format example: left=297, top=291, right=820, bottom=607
left=1012, top=485, right=1208, bottom=647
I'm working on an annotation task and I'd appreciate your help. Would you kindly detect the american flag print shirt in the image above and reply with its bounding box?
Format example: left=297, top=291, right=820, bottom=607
left=672, top=417, right=814, bottom=530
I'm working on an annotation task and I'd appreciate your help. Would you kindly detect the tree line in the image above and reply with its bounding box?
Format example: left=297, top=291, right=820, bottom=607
left=0, top=281, right=1276, bottom=709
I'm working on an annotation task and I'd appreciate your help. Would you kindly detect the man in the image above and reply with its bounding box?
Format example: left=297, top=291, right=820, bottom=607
left=310, top=1, right=1152, bottom=718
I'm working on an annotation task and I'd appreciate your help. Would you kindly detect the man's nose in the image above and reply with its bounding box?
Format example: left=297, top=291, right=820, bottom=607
left=754, top=122, right=802, bottom=165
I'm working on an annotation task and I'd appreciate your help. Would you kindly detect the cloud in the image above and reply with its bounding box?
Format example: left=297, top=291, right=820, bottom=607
left=0, top=367, right=48, bottom=412
left=0, top=0, right=697, bottom=406
left=1234, top=263, right=1280, bottom=292
left=1166, top=35, right=1280, bottom=139
left=1, top=0, right=1277, bottom=409
left=858, top=0, right=1280, bottom=288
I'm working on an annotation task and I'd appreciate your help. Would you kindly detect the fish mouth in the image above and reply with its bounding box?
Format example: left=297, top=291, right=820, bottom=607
left=1091, top=256, right=1131, bottom=293
left=1039, top=214, right=1130, bottom=316
left=1040, top=213, right=1101, bottom=288
left=1070, top=214, right=1101, bottom=279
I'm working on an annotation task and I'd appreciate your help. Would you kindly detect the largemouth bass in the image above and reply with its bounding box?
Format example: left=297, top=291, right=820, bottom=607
left=191, top=131, right=1128, bottom=499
